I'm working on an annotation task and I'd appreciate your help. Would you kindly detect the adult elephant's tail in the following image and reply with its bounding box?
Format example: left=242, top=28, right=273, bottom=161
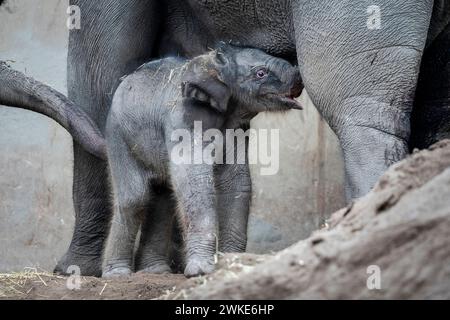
left=0, top=61, right=107, bottom=160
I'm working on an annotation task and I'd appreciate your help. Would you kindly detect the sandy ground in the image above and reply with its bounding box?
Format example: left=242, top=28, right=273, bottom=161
left=0, top=253, right=267, bottom=300
left=0, top=269, right=187, bottom=300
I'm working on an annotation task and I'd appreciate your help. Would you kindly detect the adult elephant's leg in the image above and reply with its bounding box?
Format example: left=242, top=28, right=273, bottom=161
left=53, top=148, right=110, bottom=277
left=410, top=22, right=450, bottom=149
left=55, top=0, right=160, bottom=276
left=292, top=0, right=434, bottom=200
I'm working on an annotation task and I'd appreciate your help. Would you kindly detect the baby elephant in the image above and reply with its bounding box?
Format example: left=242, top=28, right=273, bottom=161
left=103, top=44, right=303, bottom=278
left=0, top=44, right=303, bottom=278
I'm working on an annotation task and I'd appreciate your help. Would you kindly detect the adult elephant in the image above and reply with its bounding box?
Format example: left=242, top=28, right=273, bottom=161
left=53, top=0, right=449, bottom=276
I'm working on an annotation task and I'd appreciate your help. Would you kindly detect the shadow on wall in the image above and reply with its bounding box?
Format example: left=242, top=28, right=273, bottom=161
left=0, top=0, right=346, bottom=271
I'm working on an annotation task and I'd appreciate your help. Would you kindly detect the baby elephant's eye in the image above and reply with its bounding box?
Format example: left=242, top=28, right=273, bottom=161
left=255, top=68, right=269, bottom=79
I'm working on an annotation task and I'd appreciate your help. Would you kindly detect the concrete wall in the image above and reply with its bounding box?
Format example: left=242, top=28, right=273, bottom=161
left=0, top=0, right=74, bottom=272
left=248, top=94, right=346, bottom=253
left=0, top=0, right=346, bottom=272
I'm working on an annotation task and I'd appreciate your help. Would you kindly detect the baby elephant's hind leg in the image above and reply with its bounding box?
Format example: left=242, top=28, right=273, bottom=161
left=102, top=146, right=153, bottom=278
left=135, top=190, right=175, bottom=274
left=103, top=196, right=150, bottom=278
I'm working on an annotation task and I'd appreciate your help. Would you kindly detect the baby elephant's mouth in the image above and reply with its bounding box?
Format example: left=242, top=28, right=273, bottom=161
left=267, top=93, right=303, bottom=110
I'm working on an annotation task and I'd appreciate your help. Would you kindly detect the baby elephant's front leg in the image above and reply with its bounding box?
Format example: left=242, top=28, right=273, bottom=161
left=171, top=163, right=218, bottom=277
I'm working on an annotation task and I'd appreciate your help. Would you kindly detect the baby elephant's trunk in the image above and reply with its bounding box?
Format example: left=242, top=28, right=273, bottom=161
left=0, top=61, right=107, bottom=160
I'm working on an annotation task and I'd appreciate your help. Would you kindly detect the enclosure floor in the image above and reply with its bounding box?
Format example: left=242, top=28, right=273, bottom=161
left=0, top=271, right=187, bottom=300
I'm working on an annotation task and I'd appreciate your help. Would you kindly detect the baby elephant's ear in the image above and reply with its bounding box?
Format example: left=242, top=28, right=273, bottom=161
left=182, top=69, right=231, bottom=113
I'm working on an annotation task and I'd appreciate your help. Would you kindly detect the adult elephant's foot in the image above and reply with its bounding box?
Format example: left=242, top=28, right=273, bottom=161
left=102, top=263, right=133, bottom=278
left=54, top=250, right=102, bottom=277
left=184, top=256, right=215, bottom=278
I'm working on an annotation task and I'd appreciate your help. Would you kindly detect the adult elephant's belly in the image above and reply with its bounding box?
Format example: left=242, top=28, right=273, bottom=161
left=159, top=0, right=297, bottom=62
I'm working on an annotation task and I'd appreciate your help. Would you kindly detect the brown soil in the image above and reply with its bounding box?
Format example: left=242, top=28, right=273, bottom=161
left=0, top=269, right=186, bottom=300
left=0, top=253, right=267, bottom=300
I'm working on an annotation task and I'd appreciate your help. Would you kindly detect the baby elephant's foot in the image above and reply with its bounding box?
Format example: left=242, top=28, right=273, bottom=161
left=139, top=263, right=172, bottom=274
left=102, top=263, right=132, bottom=278
left=184, top=256, right=215, bottom=278
left=135, top=254, right=172, bottom=274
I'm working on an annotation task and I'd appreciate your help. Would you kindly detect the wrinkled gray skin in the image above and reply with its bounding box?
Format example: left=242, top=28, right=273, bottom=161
left=103, top=45, right=303, bottom=277
left=1, top=0, right=448, bottom=276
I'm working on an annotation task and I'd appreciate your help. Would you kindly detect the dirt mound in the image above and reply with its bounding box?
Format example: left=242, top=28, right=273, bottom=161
left=165, top=140, right=450, bottom=299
